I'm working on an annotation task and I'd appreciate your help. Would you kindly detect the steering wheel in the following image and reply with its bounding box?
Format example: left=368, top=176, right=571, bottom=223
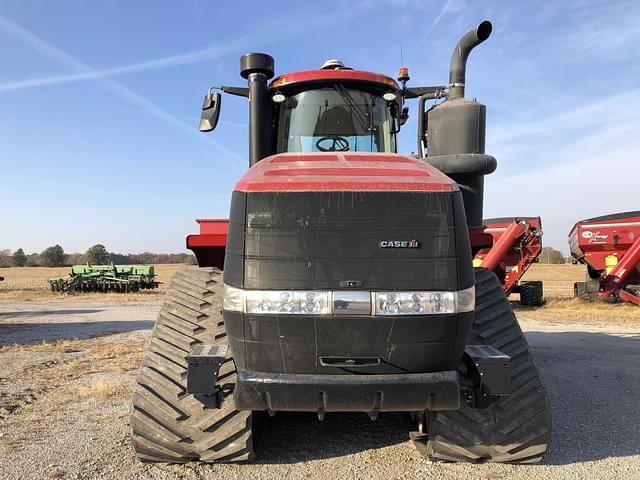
left=315, top=136, right=350, bottom=152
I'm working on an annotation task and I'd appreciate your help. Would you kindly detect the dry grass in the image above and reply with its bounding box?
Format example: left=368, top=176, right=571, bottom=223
left=521, top=263, right=587, bottom=298
left=515, top=264, right=640, bottom=324
left=516, top=297, right=640, bottom=324
left=76, top=378, right=130, bottom=400
left=0, top=264, right=192, bottom=302
left=0, top=336, right=149, bottom=425
left=1, top=337, right=147, bottom=377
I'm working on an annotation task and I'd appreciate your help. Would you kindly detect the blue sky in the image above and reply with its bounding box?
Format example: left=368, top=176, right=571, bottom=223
left=0, top=0, right=638, bottom=254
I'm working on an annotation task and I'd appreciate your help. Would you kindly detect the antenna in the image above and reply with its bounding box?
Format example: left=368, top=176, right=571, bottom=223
left=397, top=44, right=409, bottom=93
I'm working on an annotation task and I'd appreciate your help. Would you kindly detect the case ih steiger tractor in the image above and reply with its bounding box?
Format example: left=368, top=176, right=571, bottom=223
left=130, top=21, right=551, bottom=464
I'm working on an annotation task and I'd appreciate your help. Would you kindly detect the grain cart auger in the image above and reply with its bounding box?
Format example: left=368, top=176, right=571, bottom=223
left=475, top=217, right=544, bottom=306
left=130, top=20, right=551, bottom=464
left=569, top=211, right=640, bottom=305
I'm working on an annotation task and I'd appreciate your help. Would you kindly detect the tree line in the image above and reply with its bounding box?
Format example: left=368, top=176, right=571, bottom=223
left=0, top=244, right=196, bottom=267
left=0, top=244, right=568, bottom=267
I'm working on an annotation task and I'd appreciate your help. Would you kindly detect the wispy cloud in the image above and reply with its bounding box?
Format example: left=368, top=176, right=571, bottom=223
left=0, top=13, right=247, bottom=169
left=545, top=0, right=640, bottom=62
left=419, top=0, right=454, bottom=43
left=485, top=87, right=640, bottom=250
left=0, top=3, right=371, bottom=94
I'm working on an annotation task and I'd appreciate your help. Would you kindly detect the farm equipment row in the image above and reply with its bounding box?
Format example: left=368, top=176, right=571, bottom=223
left=49, top=264, right=159, bottom=293
left=569, top=211, right=640, bottom=305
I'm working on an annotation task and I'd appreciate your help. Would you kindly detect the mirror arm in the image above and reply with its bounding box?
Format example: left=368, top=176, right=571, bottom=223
left=211, top=86, right=249, bottom=98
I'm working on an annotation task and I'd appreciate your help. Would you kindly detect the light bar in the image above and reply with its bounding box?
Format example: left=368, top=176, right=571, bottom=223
left=223, top=285, right=474, bottom=316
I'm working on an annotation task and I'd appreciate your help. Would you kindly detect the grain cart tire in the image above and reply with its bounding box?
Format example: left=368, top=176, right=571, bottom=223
left=587, top=264, right=602, bottom=280
left=520, top=281, right=544, bottom=307
left=410, top=268, right=551, bottom=463
left=574, top=281, right=594, bottom=301
left=130, top=267, right=254, bottom=463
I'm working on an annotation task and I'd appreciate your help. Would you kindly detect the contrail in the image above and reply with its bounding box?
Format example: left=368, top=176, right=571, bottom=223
left=0, top=13, right=245, bottom=168
left=420, top=0, right=453, bottom=43
left=0, top=4, right=367, bottom=93
left=0, top=3, right=374, bottom=166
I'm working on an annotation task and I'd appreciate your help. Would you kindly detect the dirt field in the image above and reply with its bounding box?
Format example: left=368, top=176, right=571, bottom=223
left=1, top=265, right=639, bottom=479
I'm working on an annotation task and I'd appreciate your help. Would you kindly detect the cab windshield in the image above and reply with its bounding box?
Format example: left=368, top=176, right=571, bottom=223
left=276, top=86, right=395, bottom=153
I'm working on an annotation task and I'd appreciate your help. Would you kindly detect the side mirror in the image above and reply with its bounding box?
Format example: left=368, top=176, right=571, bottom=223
left=399, top=106, right=409, bottom=126
left=199, top=91, right=221, bottom=132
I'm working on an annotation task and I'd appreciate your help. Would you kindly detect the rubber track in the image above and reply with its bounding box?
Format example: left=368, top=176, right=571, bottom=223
left=130, top=267, right=253, bottom=463
left=411, top=268, right=551, bottom=463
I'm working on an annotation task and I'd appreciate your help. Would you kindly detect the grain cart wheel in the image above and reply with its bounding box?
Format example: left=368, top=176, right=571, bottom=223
left=410, top=268, right=551, bottom=463
left=130, top=267, right=254, bottom=463
left=520, top=281, right=544, bottom=307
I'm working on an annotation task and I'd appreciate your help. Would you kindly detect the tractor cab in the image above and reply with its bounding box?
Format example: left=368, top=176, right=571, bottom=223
left=270, top=64, right=401, bottom=154
left=199, top=54, right=423, bottom=165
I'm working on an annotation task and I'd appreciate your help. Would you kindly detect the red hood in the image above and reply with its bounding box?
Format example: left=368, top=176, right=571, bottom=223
left=234, top=152, right=457, bottom=193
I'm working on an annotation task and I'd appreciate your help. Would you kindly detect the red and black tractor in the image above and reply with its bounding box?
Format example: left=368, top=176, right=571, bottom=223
left=130, top=21, right=551, bottom=464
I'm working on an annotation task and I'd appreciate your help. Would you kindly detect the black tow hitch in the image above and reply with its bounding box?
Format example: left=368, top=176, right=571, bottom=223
left=186, top=344, right=228, bottom=408
left=462, top=345, right=511, bottom=409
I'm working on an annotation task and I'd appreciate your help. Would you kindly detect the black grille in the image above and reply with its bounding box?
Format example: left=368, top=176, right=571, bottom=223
left=224, top=191, right=473, bottom=291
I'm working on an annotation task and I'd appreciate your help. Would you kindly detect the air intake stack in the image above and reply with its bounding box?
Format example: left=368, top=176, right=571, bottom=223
left=424, top=21, right=497, bottom=228
left=240, top=53, right=275, bottom=167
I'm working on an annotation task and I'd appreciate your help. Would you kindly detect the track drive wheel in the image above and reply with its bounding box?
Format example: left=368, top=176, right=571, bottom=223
left=130, top=267, right=254, bottom=463
left=410, top=268, right=551, bottom=463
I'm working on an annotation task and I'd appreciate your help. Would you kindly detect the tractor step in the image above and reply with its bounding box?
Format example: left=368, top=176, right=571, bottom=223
left=463, top=344, right=511, bottom=408
left=186, top=344, right=228, bottom=397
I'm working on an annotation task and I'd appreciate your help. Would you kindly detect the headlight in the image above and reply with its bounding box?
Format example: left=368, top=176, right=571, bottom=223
left=224, top=285, right=331, bottom=314
left=374, top=286, right=474, bottom=315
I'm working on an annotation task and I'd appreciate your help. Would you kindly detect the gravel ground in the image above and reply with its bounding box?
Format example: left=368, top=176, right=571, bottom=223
left=0, top=300, right=639, bottom=479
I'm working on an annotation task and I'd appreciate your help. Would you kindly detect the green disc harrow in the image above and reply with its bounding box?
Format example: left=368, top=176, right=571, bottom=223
left=49, top=264, right=159, bottom=293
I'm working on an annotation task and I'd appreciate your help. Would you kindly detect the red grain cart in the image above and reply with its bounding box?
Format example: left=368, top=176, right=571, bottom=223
left=474, top=217, right=544, bottom=306
left=569, top=211, right=640, bottom=305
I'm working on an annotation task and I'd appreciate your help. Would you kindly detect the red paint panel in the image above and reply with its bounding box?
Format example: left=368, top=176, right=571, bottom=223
left=236, top=181, right=453, bottom=192
left=186, top=234, right=227, bottom=248
left=235, top=152, right=455, bottom=193
left=264, top=168, right=428, bottom=178
left=271, top=155, right=338, bottom=163
left=344, top=155, right=414, bottom=163
left=195, top=219, right=229, bottom=235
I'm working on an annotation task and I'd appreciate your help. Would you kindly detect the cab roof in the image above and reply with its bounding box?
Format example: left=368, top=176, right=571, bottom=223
left=270, top=69, right=399, bottom=92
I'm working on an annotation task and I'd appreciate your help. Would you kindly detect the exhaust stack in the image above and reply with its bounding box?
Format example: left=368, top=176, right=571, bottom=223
left=448, top=20, right=492, bottom=100
left=425, top=21, right=496, bottom=229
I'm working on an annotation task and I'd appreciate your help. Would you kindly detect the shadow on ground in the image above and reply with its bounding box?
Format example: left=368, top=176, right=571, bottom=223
left=0, top=309, right=104, bottom=319
left=239, top=331, right=640, bottom=465
left=528, top=331, right=640, bottom=465
left=253, top=411, right=407, bottom=463
left=0, top=320, right=154, bottom=345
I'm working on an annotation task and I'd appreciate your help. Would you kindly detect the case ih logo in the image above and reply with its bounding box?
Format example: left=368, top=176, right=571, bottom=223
left=379, top=240, right=422, bottom=249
